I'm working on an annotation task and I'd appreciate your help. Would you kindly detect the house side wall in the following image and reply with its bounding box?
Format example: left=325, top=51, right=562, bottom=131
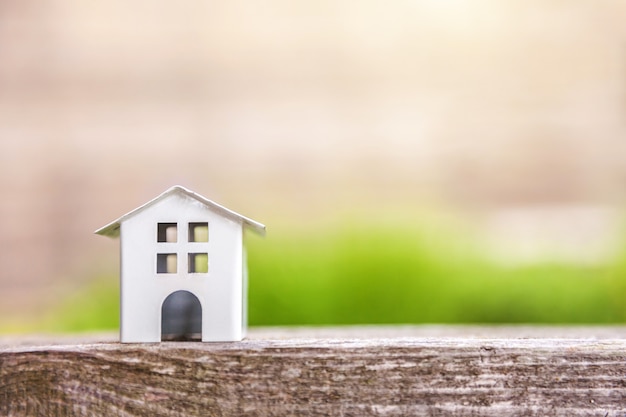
left=242, top=246, right=248, bottom=338
left=119, top=194, right=243, bottom=343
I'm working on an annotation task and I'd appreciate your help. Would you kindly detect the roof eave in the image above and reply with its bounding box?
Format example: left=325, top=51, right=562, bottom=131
left=244, top=219, right=267, bottom=236
left=94, top=185, right=266, bottom=238
left=94, top=222, right=121, bottom=238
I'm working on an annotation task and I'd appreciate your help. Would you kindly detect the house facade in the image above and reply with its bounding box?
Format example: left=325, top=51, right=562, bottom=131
left=95, top=186, right=265, bottom=343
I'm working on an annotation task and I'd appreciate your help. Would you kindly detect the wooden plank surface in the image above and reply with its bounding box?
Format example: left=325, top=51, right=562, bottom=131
left=2, top=326, right=626, bottom=416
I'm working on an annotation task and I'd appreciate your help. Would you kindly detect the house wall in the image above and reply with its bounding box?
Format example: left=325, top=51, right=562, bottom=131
left=119, top=193, right=243, bottom=342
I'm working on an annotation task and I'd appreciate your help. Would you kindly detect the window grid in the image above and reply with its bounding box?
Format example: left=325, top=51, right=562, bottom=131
left=156, top=253, right=177, bottom=274
left=157, top=223, right=177, bottom=242
left=157, top=222, right=209, bottom=275
left=188, top=253, right=209, bottom=273
left=188, top=222, right=209, bottom=242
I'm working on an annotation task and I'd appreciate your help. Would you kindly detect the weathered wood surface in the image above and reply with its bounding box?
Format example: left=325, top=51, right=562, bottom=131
left=2, top=326, right=626, bottom=416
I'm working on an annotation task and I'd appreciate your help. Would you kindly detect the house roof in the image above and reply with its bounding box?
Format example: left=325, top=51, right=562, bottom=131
left=95, top=185, right=266, bottom=238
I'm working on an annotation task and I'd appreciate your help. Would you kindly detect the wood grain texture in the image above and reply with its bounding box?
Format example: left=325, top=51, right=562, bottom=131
left=2, top=326, right=626, bottom=416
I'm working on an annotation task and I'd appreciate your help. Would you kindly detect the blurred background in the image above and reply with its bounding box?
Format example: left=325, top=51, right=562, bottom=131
left=1, top=0, right=626, bottom=333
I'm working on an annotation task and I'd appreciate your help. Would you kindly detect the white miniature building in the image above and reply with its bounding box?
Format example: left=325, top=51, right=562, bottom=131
left=95, top=185, right=265, bottom=343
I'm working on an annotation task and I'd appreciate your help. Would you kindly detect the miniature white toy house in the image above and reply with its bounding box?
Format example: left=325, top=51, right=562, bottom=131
left=95, top=185, right=265, bottom=343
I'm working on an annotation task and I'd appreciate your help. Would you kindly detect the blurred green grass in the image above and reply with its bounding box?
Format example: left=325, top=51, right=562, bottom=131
left=247, top=215, right=626, bottom=325
left=26, top=211, right=626, bottom=332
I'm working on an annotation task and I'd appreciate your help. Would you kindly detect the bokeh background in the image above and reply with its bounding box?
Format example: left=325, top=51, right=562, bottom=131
left=2, top=0, right=626, bottom=332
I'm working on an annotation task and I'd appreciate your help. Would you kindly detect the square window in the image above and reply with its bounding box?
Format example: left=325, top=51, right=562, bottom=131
left=157, top=223, right=177, bottom=242
left=188, top=253, right=208, bottom=273
left=157, top=253, right=177, bottom=273
left=188, top=222, right=208, bottom=242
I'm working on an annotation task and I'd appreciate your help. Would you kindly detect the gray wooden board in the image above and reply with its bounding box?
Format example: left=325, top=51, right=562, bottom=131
left=1, top=326, right=626, bottom=416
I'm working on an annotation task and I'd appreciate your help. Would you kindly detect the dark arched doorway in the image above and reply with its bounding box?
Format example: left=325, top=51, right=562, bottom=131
left=161, top=290, right=202, bottom=341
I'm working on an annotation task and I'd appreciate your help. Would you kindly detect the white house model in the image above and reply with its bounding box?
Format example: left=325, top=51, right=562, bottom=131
left=95, top=185, right=266, bottom=343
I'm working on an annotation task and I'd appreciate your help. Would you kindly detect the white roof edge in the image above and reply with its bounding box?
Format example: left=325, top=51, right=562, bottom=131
left=94, top=185, right=266, bottom=238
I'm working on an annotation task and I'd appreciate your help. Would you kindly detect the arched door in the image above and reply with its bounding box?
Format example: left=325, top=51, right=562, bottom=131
left=161, top=290, right=202, bottom=341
